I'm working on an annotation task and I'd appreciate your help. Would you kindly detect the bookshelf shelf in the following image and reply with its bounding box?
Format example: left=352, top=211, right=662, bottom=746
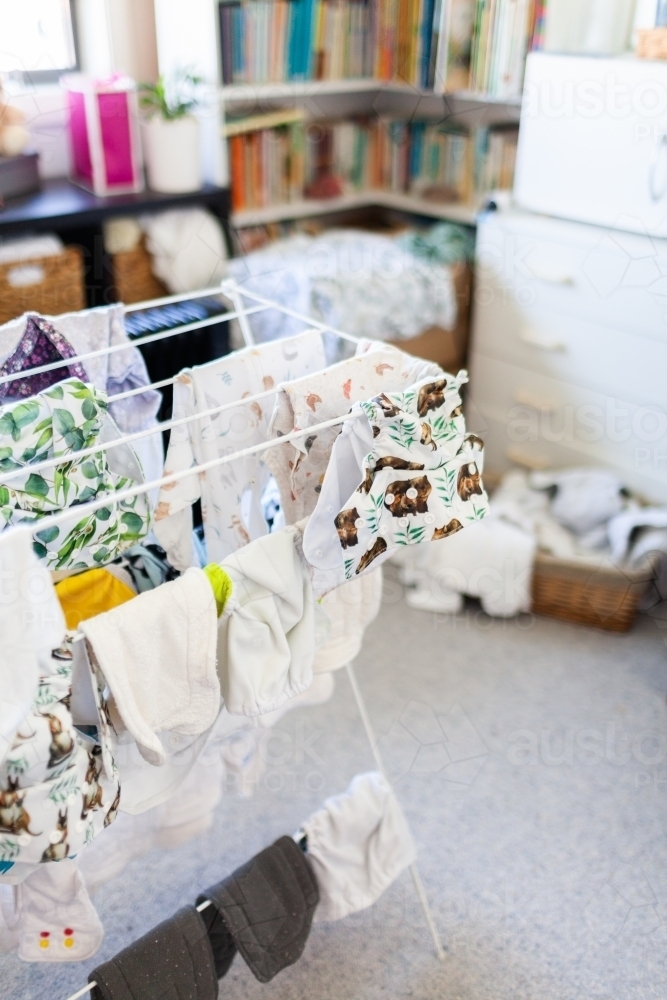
left=230, top=190, right=479, bottom=228
left=219, top=79, right=523, bottom=107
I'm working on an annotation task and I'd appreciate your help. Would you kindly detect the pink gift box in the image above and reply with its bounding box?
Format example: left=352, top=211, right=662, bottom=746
left=63, top=74, right=144, bottom=197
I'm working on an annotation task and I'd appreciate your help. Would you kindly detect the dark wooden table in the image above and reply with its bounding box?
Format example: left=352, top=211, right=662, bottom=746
left=0, top=178, right=231, bottom=308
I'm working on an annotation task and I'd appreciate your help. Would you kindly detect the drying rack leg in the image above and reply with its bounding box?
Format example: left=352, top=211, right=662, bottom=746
left=222, top=279, right=256, bottom=347
left=344, top=662, right=445, bottom=961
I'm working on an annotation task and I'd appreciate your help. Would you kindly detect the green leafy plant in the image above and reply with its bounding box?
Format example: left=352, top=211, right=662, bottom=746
left=139, top=71, right=203, bottom=121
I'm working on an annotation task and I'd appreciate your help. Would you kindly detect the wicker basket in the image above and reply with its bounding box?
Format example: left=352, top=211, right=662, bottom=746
left=111, top=237, right=168, bottom=305
left=531, top=551, right=654, bottom=632
left=0, top=246, right=85, bottom=324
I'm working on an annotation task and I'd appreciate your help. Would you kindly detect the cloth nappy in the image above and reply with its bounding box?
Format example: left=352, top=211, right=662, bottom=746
left=302, top=771, right=416, bottom=922
left=216, top=526, right=316, bottom=717
left=0, top=640, right=120, bottom=873
left=15, top=858, right=103, bottom=962
left=303, top=372, right=490, bottom=596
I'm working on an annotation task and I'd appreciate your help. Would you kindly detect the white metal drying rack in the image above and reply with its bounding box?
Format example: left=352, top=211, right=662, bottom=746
left=3, top=280, right=445, bottom=1000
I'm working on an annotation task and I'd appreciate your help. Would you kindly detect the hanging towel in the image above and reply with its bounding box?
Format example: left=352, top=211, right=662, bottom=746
left=14, top=858, right=103, bottom=962
left=80, top=568, right=220, bottom=766
left=197, top=835, right=319, bottom=983
left=90, top=905, right=218, bottom=1000
left=302, top=771, right=416, bottom=922
left=153, top=329, right=326, bottom=571
left=216, top=526, right=316, bottom=717
left=266, top=341, right=443, bottom=525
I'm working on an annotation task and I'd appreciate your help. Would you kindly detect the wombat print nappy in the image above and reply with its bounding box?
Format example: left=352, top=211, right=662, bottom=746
left=303, top=372, right=490, bottom=595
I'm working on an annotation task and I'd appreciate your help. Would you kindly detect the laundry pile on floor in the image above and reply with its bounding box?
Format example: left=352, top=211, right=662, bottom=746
left=0, top=302, right=489, bottom=966
left=225, top=225, right=464, bottom=346
left=398, top=468, right=667, bottom=619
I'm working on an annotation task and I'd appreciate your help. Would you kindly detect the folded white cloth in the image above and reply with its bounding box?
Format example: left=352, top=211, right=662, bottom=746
left=15, top=859, right=103, bottom=962
left=303, top=771, right=416, bottom=922
left=403, top=516, right=535, bottom=618
left=313, top=570, right=383, bottom=673
left=141, top=208, right=228, bottom=294
left=0, top=234, right=63, bottom=264
left=80, top=568, right=220, bottom=766
left=217, top=526, right=316, bottom=716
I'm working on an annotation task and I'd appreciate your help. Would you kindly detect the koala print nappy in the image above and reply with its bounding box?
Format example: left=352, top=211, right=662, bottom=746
left=303, top=372, right=490, bottom=594
left=0, top=639, right=120, bottom=874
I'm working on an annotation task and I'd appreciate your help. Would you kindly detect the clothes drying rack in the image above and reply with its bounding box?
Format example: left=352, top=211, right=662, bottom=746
left=2, top=279, right=446, bottom=1000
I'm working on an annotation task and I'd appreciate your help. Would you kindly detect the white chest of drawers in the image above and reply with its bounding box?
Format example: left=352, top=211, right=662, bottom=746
left=467, top=209, right=667, bottom=503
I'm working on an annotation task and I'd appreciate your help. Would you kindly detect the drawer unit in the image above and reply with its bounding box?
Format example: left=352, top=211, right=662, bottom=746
left=469, top=210, right=667, bottom=502
left=466, top=353, right=667, bottom=503
left=476, top=211, right=667, bottom=348
left=472, top=291, right=667, bottom=411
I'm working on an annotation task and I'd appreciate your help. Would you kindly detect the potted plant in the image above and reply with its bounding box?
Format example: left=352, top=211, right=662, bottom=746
left=139, top=71, right=202, bottom=193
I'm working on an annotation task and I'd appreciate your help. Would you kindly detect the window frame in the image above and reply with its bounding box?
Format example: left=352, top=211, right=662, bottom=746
left=2, top=0, right=80, bottom=86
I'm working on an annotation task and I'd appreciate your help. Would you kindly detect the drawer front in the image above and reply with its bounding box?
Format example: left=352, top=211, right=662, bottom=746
left=466, top=353, right=667, bottom=503
left=470, top=288, right=667, bottom=411
left=475, top=219, right=667, bottom=348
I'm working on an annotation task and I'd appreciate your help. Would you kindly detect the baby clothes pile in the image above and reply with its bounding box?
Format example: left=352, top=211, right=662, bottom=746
left=0, top=322, right=489, bottom=966
left=226, top=227, right=459, bottom=346
left=400, top=466, right=666, bottom=619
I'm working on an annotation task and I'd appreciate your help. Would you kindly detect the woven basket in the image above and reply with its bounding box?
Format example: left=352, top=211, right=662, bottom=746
left=0, top=247, right=85, bottom=325
left=531, top=552, right=654, bottom=632
left=111, top=238, right=167, bottom=305
left=636, top=28, right=667, bottom=60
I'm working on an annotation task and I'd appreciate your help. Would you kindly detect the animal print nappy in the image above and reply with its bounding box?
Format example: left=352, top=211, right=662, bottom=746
left=303, top=372, right=490, bottom=594
left=0, top=639, right=120, bottom=874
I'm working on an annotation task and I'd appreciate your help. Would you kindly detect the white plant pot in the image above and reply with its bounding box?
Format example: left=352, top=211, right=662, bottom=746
left=142, top=116, right=201, bottom=193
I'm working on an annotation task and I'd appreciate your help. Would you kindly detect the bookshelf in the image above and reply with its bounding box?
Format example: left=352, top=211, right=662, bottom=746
left=230, top=189, right=479, bottom=227
left=216, top=0, right=535, bottom=231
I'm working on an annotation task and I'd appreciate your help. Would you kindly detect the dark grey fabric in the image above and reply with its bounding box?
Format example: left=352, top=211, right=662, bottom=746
left=198, top=835, right=319, bottom=984
left=90, top=905, right=218, bottom=1000
left=199, top=901, right=237, bottom=980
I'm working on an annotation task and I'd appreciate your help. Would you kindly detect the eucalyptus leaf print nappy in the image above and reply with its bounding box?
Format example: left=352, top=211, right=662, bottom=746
left=0, top=378, right=150, bottom=570
left=303, top=371, right=490, bottom=595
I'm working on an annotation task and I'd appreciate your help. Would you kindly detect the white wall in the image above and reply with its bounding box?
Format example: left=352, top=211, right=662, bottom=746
left=154, top=0, right=227, bottom=185
left=15, top=0, right=159, bottom=178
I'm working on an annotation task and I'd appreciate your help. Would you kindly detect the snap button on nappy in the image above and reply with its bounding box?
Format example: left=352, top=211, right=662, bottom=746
left=399, top=517, right=408, bottom=527
left=355, top=518, right=364, bottom=528
left=424, top=513, right=435, bottom=524
left=326, top=505, right=333, bottom=513
left=385, top=493, right=395, bottom=504
left=315, top=549, right=322, bottom=558
left=406, top=488, right=418, bottom=499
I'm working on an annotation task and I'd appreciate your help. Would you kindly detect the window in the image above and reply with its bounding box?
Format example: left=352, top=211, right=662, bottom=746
left=0, top=0, right=78, bottom=83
